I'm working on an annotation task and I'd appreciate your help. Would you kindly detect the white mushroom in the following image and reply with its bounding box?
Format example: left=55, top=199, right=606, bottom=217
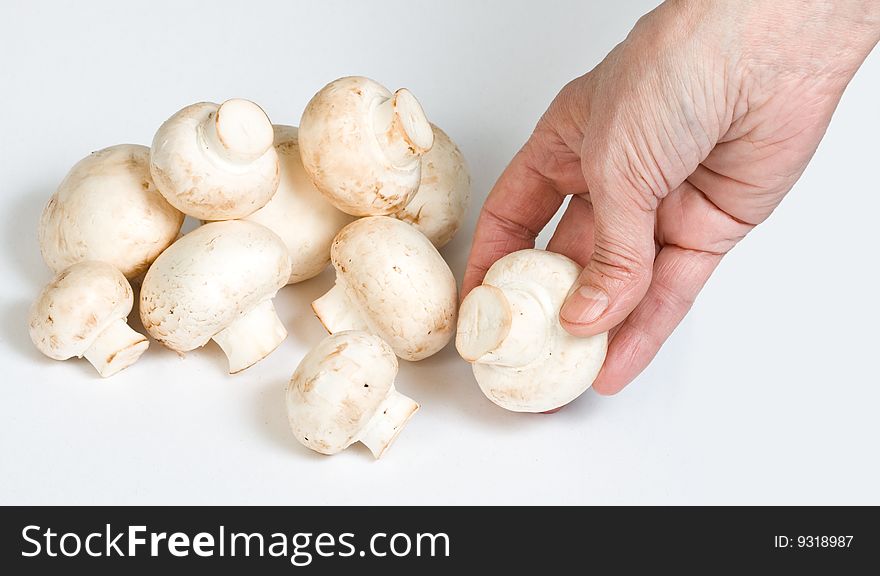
left=29, top=261, right=148, bottom=377
left=150, top=99, right=280, bottom=220
left=244, top=125, right=355, bottom=284
left=139, top=220, right=290, bottom=373
left=392, top=124, right=470, bottom=248
left=298, top=76, right=434, bottom=216
left=456, top=249, right=608, bottom=412
left=312, top=217, right=457, bottom=361
left=39, top=144, right=184, bottom=279
left=287, top=330, right=418, bottom=458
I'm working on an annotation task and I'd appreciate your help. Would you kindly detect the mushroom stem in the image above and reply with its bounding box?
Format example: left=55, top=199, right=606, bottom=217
left=82, top=318, right=149, bottom=378
left=212, top=299, right=287, bottom=374
left=359, top=390, right=419, bottom=459
left=312, top=282, right=370, bottom=333
left=372, top=89, right=434, bottom=168
left=201, top=99, right=274, bottom=163
left=456, top=285, right=547, bottom=367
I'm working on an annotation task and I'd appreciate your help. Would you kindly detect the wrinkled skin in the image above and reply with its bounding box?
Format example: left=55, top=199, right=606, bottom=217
left=463, top=0, right=880, bottom=396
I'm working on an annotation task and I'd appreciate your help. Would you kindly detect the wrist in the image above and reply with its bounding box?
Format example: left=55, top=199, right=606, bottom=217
left=732, top=1, right=878, bottom=75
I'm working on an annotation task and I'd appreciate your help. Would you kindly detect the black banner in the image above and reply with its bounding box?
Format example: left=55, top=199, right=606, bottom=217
left=1, top=506, right=876, bottom=572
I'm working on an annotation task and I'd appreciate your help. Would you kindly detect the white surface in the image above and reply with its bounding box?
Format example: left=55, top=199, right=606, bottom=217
left=1, top=0, right=878, bottom=505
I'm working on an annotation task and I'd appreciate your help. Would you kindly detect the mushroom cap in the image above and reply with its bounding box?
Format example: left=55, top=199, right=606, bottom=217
left=287, top=330, right=398, bottom=455
left=39, top=144, right=184, bottom=279
left=393, top=124, right=470, bottom=248
left=29, top=261, right=134, bottom=360
left=150, top=100, right=280, bottom=220
left=330, top=216, right=458, bottom=361
left=469, top=249, right=608, bottom=412
left=244, top=125, right=355, bottom=284
left=139, top=220, right=290, bottom=352
left=298, top=76, right=430, bottom=216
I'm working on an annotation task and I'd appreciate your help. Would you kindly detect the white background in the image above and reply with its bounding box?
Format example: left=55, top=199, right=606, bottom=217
left=1, top=0, right=878, bottom=505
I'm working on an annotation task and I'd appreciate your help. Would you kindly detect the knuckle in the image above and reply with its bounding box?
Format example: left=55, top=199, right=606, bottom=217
left=482, top=206, right=538, bottom=242
left=619, top=156, right=667, bottom=210
left=650, top=276, right=695, bottom=313
left=582, top=131, right=668, bottom=211
left=588, top=237, right=651, bottom=285
left=613, top=327, right=658, bottom=376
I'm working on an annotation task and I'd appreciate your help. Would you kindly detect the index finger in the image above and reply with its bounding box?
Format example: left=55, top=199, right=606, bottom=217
left=461, top=146, right=564, bottom=297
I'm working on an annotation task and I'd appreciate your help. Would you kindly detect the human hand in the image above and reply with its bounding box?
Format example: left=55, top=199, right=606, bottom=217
left=463, top=0, right=879, bottom=396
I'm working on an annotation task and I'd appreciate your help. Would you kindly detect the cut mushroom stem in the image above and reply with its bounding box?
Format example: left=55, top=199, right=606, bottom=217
left=358, top=390, right=420, bottom=459
left=201, top=98, right=275, bottom=163
left=372, top=89, right=433, bottom=168
left=81, top=318, right=149, bottom=378
left=456, top=284, right=547, bottom=367
left=311, top=282, right=369, bottom=333
left=212, top=299, right=287, bottom=374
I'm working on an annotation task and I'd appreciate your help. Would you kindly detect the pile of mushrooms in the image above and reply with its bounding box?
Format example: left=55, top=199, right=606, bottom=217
left=28, top=75, right=607, bottom=459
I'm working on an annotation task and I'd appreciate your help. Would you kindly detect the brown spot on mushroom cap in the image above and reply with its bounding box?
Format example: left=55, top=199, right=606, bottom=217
left=394, top=204, right=426, bottom=226
left=326, top=341, right=349, bottom=358
left=301, top=373, right=320, bottom=393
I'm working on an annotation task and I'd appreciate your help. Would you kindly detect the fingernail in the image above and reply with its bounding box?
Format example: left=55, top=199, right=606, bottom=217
left=561, top=285, right=608, bottom=325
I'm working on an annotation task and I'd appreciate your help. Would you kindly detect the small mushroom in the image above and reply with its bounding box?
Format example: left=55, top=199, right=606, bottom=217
left=287, top=330, right=419, bottom=458
left=150, top=99, right=280, bottom=220
left=298, top=76, right=434, bottom=216
left=392, top=124, right=470, bottom=248
left=244, top=125, right=355, bottom=284
left=29, top=261, right=149, bottom=377
left=312, top=217, right=457, bottom=361
left=456, top=249, right=608, bottom=412
left=139, top=220, right=290, bottom=373
left=39, top=144, right=184, bottom=279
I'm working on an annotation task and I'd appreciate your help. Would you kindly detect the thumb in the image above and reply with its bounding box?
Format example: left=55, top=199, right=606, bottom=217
left=559, top=177, right=656, bottom=337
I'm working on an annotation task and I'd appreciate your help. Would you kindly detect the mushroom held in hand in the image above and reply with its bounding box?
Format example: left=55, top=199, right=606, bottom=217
left=298, top=76, right=434, bottom=216
left=312, top=217, right=457, bottom=361
left=456, top=249, right=608, bottom=412
left=392, top=124, right=470, bottom=248
left=39, top=144, right=184, bottom=279
left=287, top=330, right=419, bottom=458
left=140, top=220, right=290, bottom=373
left=29, top=261, right=149, bottom=377
left=150, top=99, right=280, bottom=220
left=244, top=125, right=355, bottom=284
